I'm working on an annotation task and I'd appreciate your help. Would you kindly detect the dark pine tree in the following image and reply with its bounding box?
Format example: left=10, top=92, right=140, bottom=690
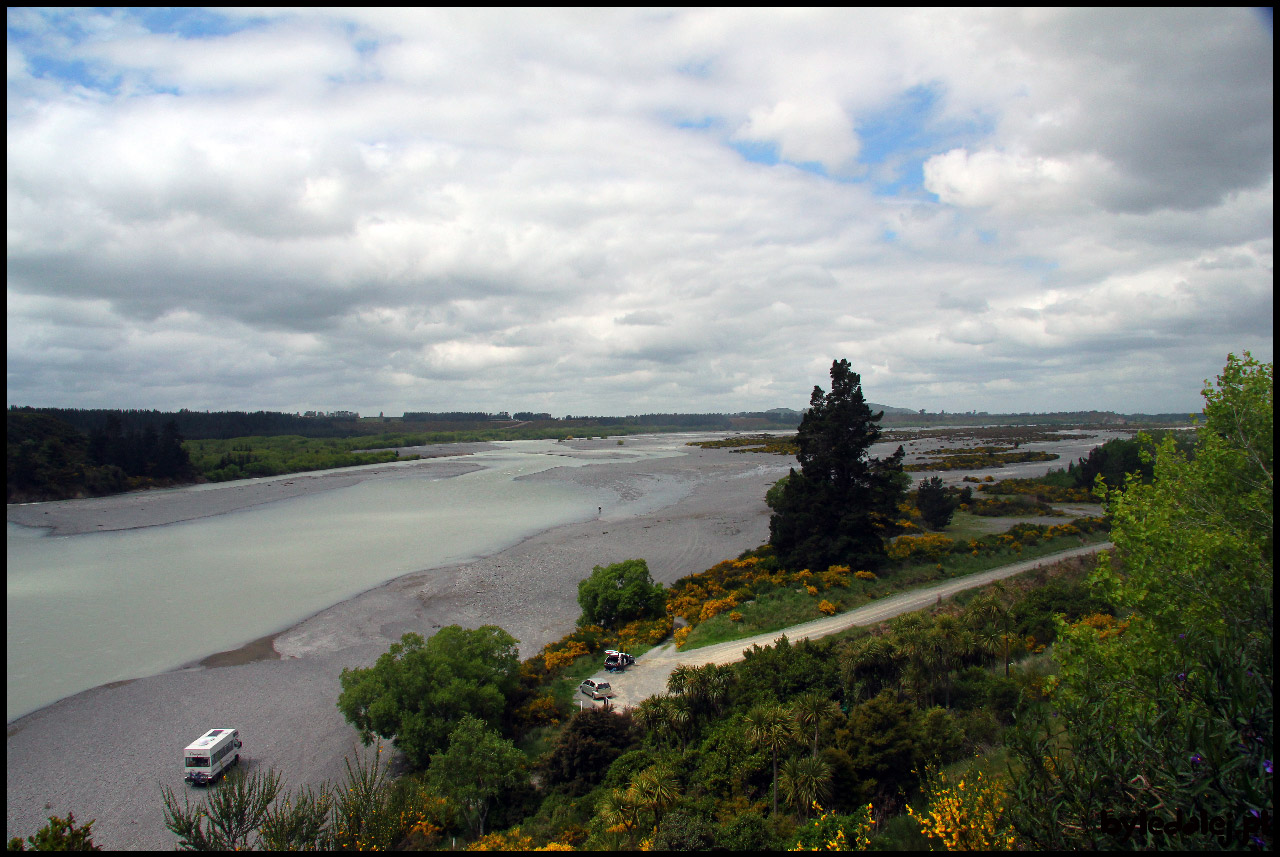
left=916, top=476, right=958, bottom=530
left=769, top=359, right=907, bottom=572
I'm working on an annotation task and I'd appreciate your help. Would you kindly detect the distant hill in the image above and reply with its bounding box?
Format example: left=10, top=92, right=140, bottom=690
left=869, top=402, right=918, bottom=416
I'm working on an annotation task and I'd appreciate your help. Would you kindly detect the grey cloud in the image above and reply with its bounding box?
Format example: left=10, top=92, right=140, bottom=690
left=616, top=310, right=673, bottom=326
left=935, top=291, right=990, bottom=313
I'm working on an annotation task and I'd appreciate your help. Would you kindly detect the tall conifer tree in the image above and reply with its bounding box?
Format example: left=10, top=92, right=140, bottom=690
left=768, top=359, right=907, bottom=571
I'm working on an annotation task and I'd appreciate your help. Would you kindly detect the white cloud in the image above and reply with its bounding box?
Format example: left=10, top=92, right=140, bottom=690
left=735, top=97, right=859, bottom=169
left=5, top=8, right=1271, bottom=415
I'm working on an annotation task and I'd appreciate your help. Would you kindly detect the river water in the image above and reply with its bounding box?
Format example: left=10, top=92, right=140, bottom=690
left=6, top=439, right=692, bottom=722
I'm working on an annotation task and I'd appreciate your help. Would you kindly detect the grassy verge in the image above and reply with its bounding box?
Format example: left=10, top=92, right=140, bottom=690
left=678, top=529, right=1110, bottom=651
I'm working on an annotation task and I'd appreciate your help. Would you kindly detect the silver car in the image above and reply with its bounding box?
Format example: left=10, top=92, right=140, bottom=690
left=579, top=679, right=615, bottom=700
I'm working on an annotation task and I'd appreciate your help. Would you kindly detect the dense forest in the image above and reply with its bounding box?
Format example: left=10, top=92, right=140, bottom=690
left=7, top=411, right=196, bottom=501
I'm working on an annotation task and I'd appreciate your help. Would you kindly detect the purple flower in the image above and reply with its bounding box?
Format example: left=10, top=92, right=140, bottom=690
left=1190, top=753, right=1204, bottom=764
left=1265, top=760, right=1273, bottom=774
left=1178, top=633, right=1185, bottom=639
left=1177, top=672, right=1187, bottom=681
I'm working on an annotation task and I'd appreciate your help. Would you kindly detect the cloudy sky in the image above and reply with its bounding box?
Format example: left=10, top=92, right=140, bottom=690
left=6, top=8, right=1273, bottom=416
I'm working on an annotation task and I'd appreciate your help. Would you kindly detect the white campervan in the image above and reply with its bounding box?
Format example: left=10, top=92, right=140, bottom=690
left=183, top=728, right=242, bottom=785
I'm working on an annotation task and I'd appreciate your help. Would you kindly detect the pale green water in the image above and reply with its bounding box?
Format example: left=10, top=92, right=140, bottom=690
left=6, top=439, right=689, bottom=722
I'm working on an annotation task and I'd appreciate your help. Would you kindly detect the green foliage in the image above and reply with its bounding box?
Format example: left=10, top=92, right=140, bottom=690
left=186, top=434, right=408, bottom=482
left=716, top=810, right=777, bottom=850
left=331, top=744, right=405, bottom=851
left=790, top=803, right=875, bottom=850
left=427, top=715, right=527, bottom=837
left=576, top=558, right=665, bottom=629
left=155, top=742, right=438, bottom=852
left=835, top=692, right=922, bottom=805
left=915, top=707, right=966, bottom=766
left=258, top=783, right=334, bottom=851
left=904, top=449, right=1058, bottom=472
left=542, top=707, right=638, bottom=795
left=734, top=636, right=841, bottom=711
left=745, top=701, right=801, bottom=815
left=1068, top=436, right=1152, bottom=489
left=769, top=359, right=908, bottom=572
left=336, top=626, right=520, bottom=770
left=160, top=767, right=284, bottom=851
left=1008, top=353, right=1273, bottom=850
left=915, top=476, right=958, bottom=530
left=7, top=411, right=199, bottom=501
left=6, top=812, right=102, bottom=851
left=765, top=473, right=791, bottom=511
left=653, top=807, right=718, bottom=850
left=779, top=754, right=834, bottom=817
left=689, top=433, right=800, bottom=455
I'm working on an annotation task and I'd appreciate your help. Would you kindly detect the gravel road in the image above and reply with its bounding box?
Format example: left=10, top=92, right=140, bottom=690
left=597, top=542, right=1113, bottom=710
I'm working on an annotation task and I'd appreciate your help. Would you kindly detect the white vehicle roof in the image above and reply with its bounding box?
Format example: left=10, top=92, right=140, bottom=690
left=185, top=728, right=238, bottom=752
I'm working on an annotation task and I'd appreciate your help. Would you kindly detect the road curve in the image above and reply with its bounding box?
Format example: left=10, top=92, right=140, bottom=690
left=596, top=542, right=1113, bottom=710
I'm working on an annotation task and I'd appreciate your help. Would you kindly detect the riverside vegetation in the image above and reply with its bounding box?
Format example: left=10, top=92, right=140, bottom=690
left=11, top=354, right=1269, bottom=850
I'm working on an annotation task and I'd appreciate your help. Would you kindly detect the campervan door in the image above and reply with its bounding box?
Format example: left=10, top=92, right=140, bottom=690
left=183, top=728, right=241, bottom=785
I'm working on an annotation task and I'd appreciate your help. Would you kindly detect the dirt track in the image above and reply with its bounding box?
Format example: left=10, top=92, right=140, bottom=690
left=597, top=542, right=1113, bottom=710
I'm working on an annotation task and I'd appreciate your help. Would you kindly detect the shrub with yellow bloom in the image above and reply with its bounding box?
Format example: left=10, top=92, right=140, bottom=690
left=1071, top=612, right=1129, bottom=640
left=906, top=766, right=1017, bottom=850
left=887, top=533, right=956, bottom=563
left=789, top=802, right=874, bottom=850
left=817, top=600, right=837, bottom=616
left=699, top=596, right=739, bottom=622
left=543, top=641, right=590, bottom=672
left=854, top=570, right=877, bottom=581
left=673, top=626, right=692, bottom=649
left=615, top=616, right=674, bottom=648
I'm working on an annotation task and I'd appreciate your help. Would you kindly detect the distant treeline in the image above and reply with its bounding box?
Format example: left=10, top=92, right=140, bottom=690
left=8, top=411, right=196, bottom=502
left=9, top=407, right=803, bottom=439
left=403, top=411, right=497, bottom=422
left=8, top=407, right=358, bottom=440
left=881, top=409, right=1197, bottom=427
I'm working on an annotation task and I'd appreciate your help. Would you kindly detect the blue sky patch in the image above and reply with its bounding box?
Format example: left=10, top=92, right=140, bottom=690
left=132, top=8, right=262, bottom=39
left=855, top=82, right=993, bottom=197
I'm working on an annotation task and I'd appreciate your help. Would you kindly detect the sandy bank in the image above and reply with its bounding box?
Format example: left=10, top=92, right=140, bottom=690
left=6, top=438, right=789, bottom=850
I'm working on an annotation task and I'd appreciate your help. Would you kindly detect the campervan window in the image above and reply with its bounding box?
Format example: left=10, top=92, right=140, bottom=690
left=186, top=755, right=210, bottom=768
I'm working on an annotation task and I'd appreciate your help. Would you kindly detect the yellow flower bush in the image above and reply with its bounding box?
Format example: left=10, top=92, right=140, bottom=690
left=906, top=767, right=1017, bottom=850
left=543, top=641, right=590, bottom=672
left=467, top=828, right=535, bottom=850
left=789, top=802, right=874, bottom=850
left=887, top=533, right=956, bottom=563
left=673, top=626, right=692, bottom=649
left=615, top=616, right=674, bottom=648
left=818, top=600, right=837, bottom=616
left=699, top=596, right=739, bottom=622
left=854, top=570, right=877, bottom=581
left=1072, top=612, right=1129, bottom=640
